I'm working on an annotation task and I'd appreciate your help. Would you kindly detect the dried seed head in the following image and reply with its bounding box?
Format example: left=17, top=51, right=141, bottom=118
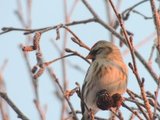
left=112, top=93, right=123, bottom=108
left=96, top=89, right=113, bottom=110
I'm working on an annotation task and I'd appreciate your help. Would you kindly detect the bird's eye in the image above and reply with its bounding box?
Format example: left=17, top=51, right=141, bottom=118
left=90, top=47, right=112, bottom=55
left=90, top=48, right=103, bottom=55
left=96, top=48, right=103, bottom=54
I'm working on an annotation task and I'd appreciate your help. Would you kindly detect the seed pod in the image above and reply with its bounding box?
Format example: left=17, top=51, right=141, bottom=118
left=96, top=89, right=113, bottom=110
left=33, top=67, right=45, bottom=79
left=22, top=46, right=35, bottom=52
left=32, top=65, right=38, bottom=74
left=33, top=32, right=41, bottom=50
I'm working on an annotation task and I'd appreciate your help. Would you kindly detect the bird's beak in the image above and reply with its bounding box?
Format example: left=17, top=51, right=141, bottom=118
left=86, top=54, right=94, bottom=59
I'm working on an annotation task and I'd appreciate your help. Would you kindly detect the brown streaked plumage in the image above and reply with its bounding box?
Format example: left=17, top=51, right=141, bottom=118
left=81, top=40, right=128, bottom=120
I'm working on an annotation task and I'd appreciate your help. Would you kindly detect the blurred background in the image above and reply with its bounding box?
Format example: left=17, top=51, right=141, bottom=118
left=0, top=0, right=160, bottom=120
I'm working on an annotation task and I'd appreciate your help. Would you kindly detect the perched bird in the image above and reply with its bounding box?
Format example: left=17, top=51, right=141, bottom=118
left=81, top=40, right=128, bottom=120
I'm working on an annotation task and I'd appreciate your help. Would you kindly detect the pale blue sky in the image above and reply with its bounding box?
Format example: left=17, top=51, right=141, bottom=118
left=0, top=0, right=159, bottom=120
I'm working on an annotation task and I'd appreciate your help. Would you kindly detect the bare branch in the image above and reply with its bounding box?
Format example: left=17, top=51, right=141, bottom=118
left=0, top=92, right=29, bottom=120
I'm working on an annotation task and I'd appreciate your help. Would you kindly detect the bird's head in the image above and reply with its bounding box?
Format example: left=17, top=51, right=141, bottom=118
left=86, top=40, right=121, bottom=61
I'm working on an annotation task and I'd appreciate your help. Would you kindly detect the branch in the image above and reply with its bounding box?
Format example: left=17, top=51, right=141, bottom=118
left=0, top=18, right=96, bottom=35
left=47, top=71, right=78, bottom=120
left=0, top=92, right=29, bottom=120
left=50, top=39, right=86, bottom=74
left=126, top=92, right=149, bottom=120
left=114, top=0, right=150, bottom=29
left=65, top=48, right=90, bottom=64
left=122, top=103, right=143, bottom=120
left=153, top=82, right=160, bottom=119
left=34, top=100, right=46, bottom=120
left=150, top=0, right=160, bottom=52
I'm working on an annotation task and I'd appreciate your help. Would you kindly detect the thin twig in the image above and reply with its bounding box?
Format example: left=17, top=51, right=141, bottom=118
left=123, top=32, right=156, bottom=56
left=50, top=39, right=86, bottom=74
left=126, top=93, right=149, bottom=120
left=20, top=45, right=39, bottom=100
left=65, top=48, right=90, bottom=64
left=34, top=100, right=46, bottom=120
left=129, top=113, right=135, bottom=120
left=132, top=10, right=153, bottom=20
left=0, top=60, right=10, bottom=120
left=104, top=0, right=114, bottom=42
left=153, top=81, right=160, bottom=119
left=113, top=0, right=150, bottom=29
left=46, top=67, right=70, bottom=114
left=71, top=37, right=90, bottom=51
left=60, top=1, right=69, bottom=118
left=14, top=0, right=26, bottom=27
left=68, top=0, right=79, bottom=16
left=0, top=18, right=96, bottom=35
left=148, top=41, right=156, bottom=65
left=110, top=109, right=123, bottom=120
left=71, top=110, right=109, bottom=120
left=122, top=103, right=143, bottom=120
left=62, top=26, right=90, bottom=50
left=0, top=92, right=29, bottom=120
left=81, top=0, right=99, bottom=19
left=44, top=54, right=75, bottom=66
left=150, top=0, right=160, bottom=53
left=0, top=60, right=8, bottom=73
left=47, top=71, right=78, bottom=120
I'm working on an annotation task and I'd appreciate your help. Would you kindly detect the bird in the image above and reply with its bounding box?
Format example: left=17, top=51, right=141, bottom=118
left=81, top=40, right=128, bottom=120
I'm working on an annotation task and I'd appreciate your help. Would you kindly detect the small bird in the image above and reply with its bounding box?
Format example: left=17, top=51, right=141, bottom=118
left=81, top=40, right=128, bottom=120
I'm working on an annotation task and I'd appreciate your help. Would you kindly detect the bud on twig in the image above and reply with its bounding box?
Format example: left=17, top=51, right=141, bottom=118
left=33, top=67, right=45, bottom=79
left=65, top=48, right=73, bottom=53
